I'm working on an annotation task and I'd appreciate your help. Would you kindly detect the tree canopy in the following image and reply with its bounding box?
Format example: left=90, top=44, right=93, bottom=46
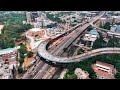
left=18, top=67, right=24, bottom=73
left=103, top=22, right=111, bottom=30
left=27, top=51, right=33, bottom=58
left=0, top=12, right=33, bottom=49
left=64, top=73, right=77, bottom=79
left=46, top=13, right=63, bottom=23
left=63, top=48, right=68, bottom=52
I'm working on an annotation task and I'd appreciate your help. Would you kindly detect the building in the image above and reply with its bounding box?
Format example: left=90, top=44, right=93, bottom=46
left=46, top=26, right=65, bottom=37
left=110, top=25, right=120, bottom=33
left=74, top=68, right=90, bottom=79
left=26, top=11, right=39, bottom=24
left=0, top=46, right=20, bottom=55
left=0, top=46, right=20, bottom=69
left=59, top=69, right=68, bottom=79
left=108, top=25, right=120, bottom=38
left=92, top=61, right=117, bottom=79
left=107, top=31, right=120, bottom=38
left=27, top=28, right=45, bottom=39
left=83, top=29, right=99, bottom=47
left=31, top=12, right=39, bottom=22
left=25, top=28, right=48, bottom=51
left=100, top=17, right=113, bottom=26
left=112, top=16, right=120, bottom=23
left=34, top=14, right=55, bottom=28
left=0, top=60, right=13, bottom=79
left=110, top=25, right=117, bottom=32
left=26, top=12, right=32, bottom=24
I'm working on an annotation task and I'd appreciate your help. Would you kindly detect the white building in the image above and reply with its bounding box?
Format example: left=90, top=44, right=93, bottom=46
left=74, top=68, right=90, bottom=79
left=26, top=12, right=32, bottom=24
left=83, top=29, right=99, bottom=47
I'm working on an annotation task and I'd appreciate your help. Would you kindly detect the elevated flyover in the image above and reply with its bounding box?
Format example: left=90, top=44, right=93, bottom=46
left=37, top=11, right=120, bottom=64
left=38, top=41, right=120, bottom=63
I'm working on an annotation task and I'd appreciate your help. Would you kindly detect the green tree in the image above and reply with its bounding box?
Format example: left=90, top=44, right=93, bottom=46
left=92, top=36, right=106, bottom=49
left=27, top=51, right=33, bottom=58
left=18, top=43, right=27, bottom=54
left=63, top=48, right=67, bottom=52
left=19, top=53, right=25, bottom=59
left=46, top=23, right=57, bottom=28
left=87, top=26, right=93, bottom=31
left=103, top=22, right=111, bottom=30
left=77, top=50, right=81, bottom=55
left=67, top=63, right=79, bottom=74
left=80, top=48, right=84, bottom=52
left=0, top=12, right=31, bottom=49
left=115, top=73, right=120, bottom=79
left=46, top=13, right=62, bottom=23
left=18, top=67, right=24, bottom=73
left=64, top=73, right=77, bottom=79
left=19, top=58, right=24, bottom=66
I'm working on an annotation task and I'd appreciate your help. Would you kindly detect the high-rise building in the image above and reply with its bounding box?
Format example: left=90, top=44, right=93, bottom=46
left=26, top=12, right=32, bottom=24
left=26, top=11, right=39, bottom=24
left=31, top=11, right=39, bottom=22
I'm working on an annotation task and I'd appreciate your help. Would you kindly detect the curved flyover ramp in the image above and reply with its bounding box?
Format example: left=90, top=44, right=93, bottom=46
left=37, top=41, right=120, bottom=63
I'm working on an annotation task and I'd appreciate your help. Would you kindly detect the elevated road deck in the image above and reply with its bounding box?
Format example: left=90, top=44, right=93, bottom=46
left=37, top=12, right=114, bottom=64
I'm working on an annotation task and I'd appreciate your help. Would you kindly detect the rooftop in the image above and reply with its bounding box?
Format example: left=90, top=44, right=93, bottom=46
left=0, top=61, right=13, bottom=79
left=96, top=61, right=114, bottom=69
left=89, top=29, right=99, bottom=35
left=112, top=16, right=120, bottom=19
left=0, top=46, right=20, bottom=55
left=74, top=68, right=90, bottom=79
left=116, top=25, right=120, bottom=33
left=92, top=64, right=115, bottom=79
left=30, top=28, right=41, bottom=32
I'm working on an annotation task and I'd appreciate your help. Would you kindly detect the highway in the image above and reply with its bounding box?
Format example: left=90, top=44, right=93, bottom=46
left=52, top=23, right=90, bottom=55
left=25, top=13, right=99, bottom=79
left=22, top=20, right=89, bottom=79
left=37, top=11, right=107, bottom=63
left=23, top=11, right=107, bottom=79
left=22, top=56, right=57, bottom=79
left=51, top=13, right=105, bottom=55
